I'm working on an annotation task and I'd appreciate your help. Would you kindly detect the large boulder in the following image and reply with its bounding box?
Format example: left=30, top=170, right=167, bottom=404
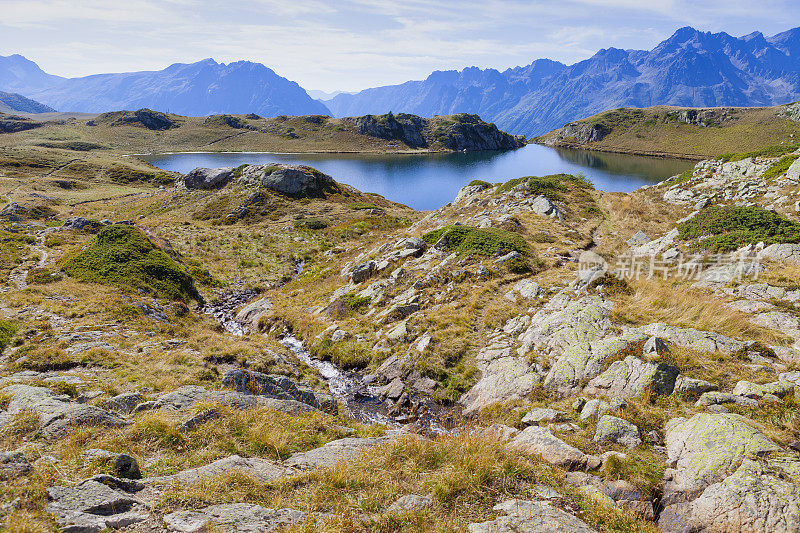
left=3, top=384, right=127, bottom=438
left=284, top=437, right=388, bottom=470
left=145, top=455, right=291, bottom=485
left=234, top=297, right=273, bottom=328
left=220, top=369, right=335, bottom=413
left=584, top=356, right=679, bottom=398
left=183, top=167, right=233, bottom=189
left=593, top=415, right=641, bottom=448
left=238, top=164, right=336, bottom=195
left=47, top=476, right=149, bottom=532
left=659, top=412, right=786, bottom=531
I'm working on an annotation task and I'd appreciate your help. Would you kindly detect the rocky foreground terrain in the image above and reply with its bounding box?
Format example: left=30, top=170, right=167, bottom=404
left=0, top=145, right=799, bottom=532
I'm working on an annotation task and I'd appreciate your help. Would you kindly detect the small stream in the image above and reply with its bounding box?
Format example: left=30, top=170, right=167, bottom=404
left=201, top=268, right=460, bottom=432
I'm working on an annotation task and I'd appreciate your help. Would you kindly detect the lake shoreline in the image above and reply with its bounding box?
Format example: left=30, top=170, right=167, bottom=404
left=534, top=140, right=706, bottom=161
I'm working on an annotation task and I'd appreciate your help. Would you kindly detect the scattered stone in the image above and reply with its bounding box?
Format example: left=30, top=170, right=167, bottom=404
left=146, top=455, right=291, bottom=485
left=522, top=408, right=568, bottom=425
left=81, top=449, right=141, bottom=479
left=643, top=336, right=669, bottom=358
left=178, top=408, right=220, bottom=433
left=579, top=399, right=611, bottom=421
left=387, top=494, right=433, bottom=513
left=47, top=477, right=149, bottom=533
left=673, top=376, right=717, bottom=397
left=234, top=297, right=273, bottom=329
left=351, top=261, right=377, bottom=283
left=100, top=392, right=143, bottom=415
left=284, top=437, right=387, bottom=470
left=511, top=426, right=600, bottom=471
left=0, top=451, right=32, bottom=478
left=626, top=230, right=650, bottom=247
left=594, top=415, right=641, bottom=448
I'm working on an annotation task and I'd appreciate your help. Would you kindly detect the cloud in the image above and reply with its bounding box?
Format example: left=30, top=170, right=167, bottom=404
left=0, top=0, right=798, bottom=91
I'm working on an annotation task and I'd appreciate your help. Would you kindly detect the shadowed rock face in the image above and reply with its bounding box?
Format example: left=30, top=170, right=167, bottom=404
left=238, top=164, right=337, bottom=195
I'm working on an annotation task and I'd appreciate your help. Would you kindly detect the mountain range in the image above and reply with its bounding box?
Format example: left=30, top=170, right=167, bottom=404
left=0, top=91, right=55, bottom=114
left=0, top=55, right=329, bottom=118
left=2, top=26, right=800, bottom=136
left=327, top=27, right=800, bottom=136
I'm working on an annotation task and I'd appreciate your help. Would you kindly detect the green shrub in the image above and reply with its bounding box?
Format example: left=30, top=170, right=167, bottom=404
left=311, top=339, right=371, bottom=370
left=496, top=173, right=593, bottom=200
left=678, top=205, right=800, bottom=252
left=62, top=224, right=201, bottom=302
left=26, top=267, right=63, bottom=284
left=305, top=219, right=328, bottom=230
left=763, top=155, right=800, bottom=180
left=0, top=320, right=17, bottom=354
left=467, top=180, right=492, bottom=188
left=422, top=225, right=529, bottom=257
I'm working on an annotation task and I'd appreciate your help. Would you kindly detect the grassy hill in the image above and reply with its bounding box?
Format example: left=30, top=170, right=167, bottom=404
left=537, top=102, right=800, bottom=159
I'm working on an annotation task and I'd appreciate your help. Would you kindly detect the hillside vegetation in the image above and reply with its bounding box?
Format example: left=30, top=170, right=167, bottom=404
left=539, top=103, right=800, bottom=159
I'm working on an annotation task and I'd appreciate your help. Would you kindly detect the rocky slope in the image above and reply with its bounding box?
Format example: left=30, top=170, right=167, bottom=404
left=326, top=26, right=800, bottom=137
left=539, top=103, right=800, bottom=159
left=0, top=92, right=55, bottom=114
left=0, top=140, right=799, bottom=531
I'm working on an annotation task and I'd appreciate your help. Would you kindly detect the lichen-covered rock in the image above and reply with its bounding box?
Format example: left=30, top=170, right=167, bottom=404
left=351, top=260, right=377, bottom=283
left=579, top=398, right=612, bottom=421
left=183, top=167, right=233, bottom=189
left=584, top=356, right=679, bottom=398
left=519, top=295, right=612, bottom=356
left=673, top=376, right=717, bottom=397
left=468, top=499, right=597, bottom=533
left=284, top=437, right=388, bottom=470
left=511, top=426, right=599, bottom=471
left=661, top=412, right=781, bottom=518
left=659, top=457, right=800, bottom=533
left=235, top=297, right=273, bottom=328
left=522, top=408, right=568, bottom=425
left=164, top=503, right=306, bottom=533
left=761, top=243, right=800, bottom=264
left=3, top=385, right=127, bottom=438
left=543, top=333, right=646, bottom=394
left=732, top=380, right=794, bottom=400
left=47, top=477, right=149, bottom=533
left=387, top=494, right=433, bottom=513
left=594, top=415, right=641, bottom=448
left=238, top=164, right=336, bottom=195
left=146, top=455, right=291, bottom=485
left=632, top=323, right=746, bottom=353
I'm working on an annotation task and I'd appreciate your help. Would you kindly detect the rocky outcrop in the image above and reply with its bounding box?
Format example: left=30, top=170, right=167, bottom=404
left=112, top=108, right=175, bottom=130
left=511, top=426, right=600, bottom=471
left=183, top=167, right=234, bottom=189
left=349, top=113, right=524, bottom=151
left=658, top=412, right=794, bottom=532
left=238, top=164, right=336, bottom=195
left=47, top=475, right=149, bottom=532
left=220, top=369, right=335, bottom=413
left=583, top=356, right=679, bottom=398
left=3, top=384, right=127, bottom=438
left=542, top=121, right=609, bottom=146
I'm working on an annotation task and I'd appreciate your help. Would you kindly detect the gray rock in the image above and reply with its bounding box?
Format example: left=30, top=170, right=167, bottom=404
left=511, top=426, right=599, bottom=471
left=387, top=494, right=433, bottom=513
left=643, top=336, right=669, bottom=358
left=494, top=251, right=521, bottom=264
left=566, top=471, right=654, bottom=520
left=220, top=369, right=327, bottom=411
left=284, top=437, right=387, bottom=470
left=163, top=503, right=306, bottom=533
left=673, top=376, right=717, bottom=397
left=531, top=195, right=559, bottom=217
left=100, top=392, right=142, bottom=415
left=146, top=455, right=290, bottom=485
left=351, top=260, right=377, bottom=283
left=3, top=384, right=127, bottom=438
left=183, top=167, right=234, bottom=189
left=584, top=356, right=679, bottom=399
left=0, top=451, right=32, bottom=477
left=661, top=413, right=780, bottom=510
left=47, top=478, right=148, bottom=533
left=579, top=398, right=611, bottom=421
left=234, top=297, right=273, bottom=328
left=594, top=415, right=641, bottom=448
left=81, top=449, right=140, bottom=479
left=626, top=230, right=650, bottom=247
left=522, top=408, right=568, bottom=425
left=761, top=243, right=800, bottom=264
left=695, top=391, right=758, bottom=408
left=732, top=380, right=794, bottom=399
left=634, top=322, right=746, bottom=353
left=468, top=499, right=596, bottom=532
left=177, top=408, right=220, bottom=433
left=239, top=164, right=335, bottom=195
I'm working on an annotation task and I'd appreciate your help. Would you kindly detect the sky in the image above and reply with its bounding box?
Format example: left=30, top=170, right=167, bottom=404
left=1, top=0, right=799, bottom=93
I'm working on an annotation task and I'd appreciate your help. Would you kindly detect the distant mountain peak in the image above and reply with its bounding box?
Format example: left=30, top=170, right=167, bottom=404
left=0, top=55, right=329, bottom=117
left=326, top=26, right=800, bottom=137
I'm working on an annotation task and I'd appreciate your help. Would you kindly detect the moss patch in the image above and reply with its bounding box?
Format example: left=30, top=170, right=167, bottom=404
left=678, top=205, right=800, bottom=252
left=763, top=154, right=800, bottom=180
left=0, top=319, right=17, bottom=354
left=62, top=224, right=201, bottom=302
left=422, top=225, right=530, bottom=257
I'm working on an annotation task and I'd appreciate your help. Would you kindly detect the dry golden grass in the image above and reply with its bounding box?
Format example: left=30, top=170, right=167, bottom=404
left=610, top=278, right=791, bottom=345
left=159, top=433, right=659, bottom=533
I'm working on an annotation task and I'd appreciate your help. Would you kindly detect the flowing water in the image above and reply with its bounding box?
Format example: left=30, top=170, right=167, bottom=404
left=144, top=144, right=693, bottom=210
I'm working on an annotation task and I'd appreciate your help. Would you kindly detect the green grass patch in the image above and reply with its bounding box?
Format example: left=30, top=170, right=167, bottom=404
left=678, top=205, right=800, bottom=252
left=422, top=225, right=530, bottom=257
left=467, top=180, right=492, bottom=188
left=496, top=173, right=593, bottom=201
left=718, top=142, right=800, bottom=163
left=349, top=202, right=379, bottom=210
left=311, top=339, right=372, bottom=370
left=34, top=141, right=108, bottom=151
left=763, top=155, right=800, bottom=180
left=62, top=224, right=201, bottom=302
left=0, top=320, right=17, bottom=354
